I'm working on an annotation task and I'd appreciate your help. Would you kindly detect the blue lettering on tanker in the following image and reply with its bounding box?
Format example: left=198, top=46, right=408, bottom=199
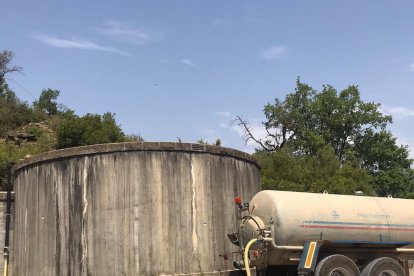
left=357, top=213, right=390, bottom=219
left=331, top=210, right=340, bottom=219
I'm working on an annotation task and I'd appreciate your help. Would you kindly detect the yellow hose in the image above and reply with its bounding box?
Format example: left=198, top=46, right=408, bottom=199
left=244, top=238, right=258, bottom=276
left=3, top=258, right=7, bottom=276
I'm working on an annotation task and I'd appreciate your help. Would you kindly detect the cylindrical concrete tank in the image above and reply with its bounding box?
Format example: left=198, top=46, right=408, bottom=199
left=240, top=190, right=414, bottom=266
left=12, top=142, right=259, bottom=275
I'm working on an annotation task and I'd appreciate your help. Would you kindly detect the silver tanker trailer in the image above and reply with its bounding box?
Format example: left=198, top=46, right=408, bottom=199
left=228, top=190, right=414, bottom=276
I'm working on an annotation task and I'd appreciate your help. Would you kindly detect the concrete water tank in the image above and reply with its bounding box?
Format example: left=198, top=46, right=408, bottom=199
left=12, top=142, right=260, bottom=275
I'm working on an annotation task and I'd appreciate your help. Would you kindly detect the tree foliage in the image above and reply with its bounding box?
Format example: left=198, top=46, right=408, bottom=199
left=196, top=138, right=222, bottom=146
left=124, top=133, right=144, bottom=142
left=56, top=112, right=125, bottom=148
left=241, top=78, right=413, bottom=198
left=0, top=51, right=34, bottom=137
left=240, top=78, right=391, bottom=160
left=0, top=123, right=56, bottom=189
left=33, top=89, right=61, bottom=116
left=354, top=129, right=411, bottom=172
left=0, top=89, right=36, bottom=137
left=257, top=147, right=374, bottom=195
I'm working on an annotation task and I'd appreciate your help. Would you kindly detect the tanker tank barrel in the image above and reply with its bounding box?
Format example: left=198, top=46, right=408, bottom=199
left=231, top=190, right=414, bottom=275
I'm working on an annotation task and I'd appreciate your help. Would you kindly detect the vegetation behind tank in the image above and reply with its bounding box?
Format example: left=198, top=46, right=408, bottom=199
left=1, top=50, right=414, bottom=198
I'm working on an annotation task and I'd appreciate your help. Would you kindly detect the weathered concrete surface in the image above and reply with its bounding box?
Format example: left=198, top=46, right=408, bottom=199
left=12, top=142, right=260, bottom=275
left=0, top=192, right=14, bottom=276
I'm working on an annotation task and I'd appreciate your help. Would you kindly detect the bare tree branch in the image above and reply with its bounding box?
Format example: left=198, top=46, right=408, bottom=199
left=233, top=116, right=268, bottom=151
left=0, top=50, right=23, bottom=85
left=233, top=116, right=272, bottom=152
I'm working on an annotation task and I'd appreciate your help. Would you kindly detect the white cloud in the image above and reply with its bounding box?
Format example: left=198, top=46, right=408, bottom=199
left=215, top=111, right=231, bottom=117
left=381, top=105, right=414, bottom=119
left=98, top=20, right=151, bottom=45
left=33, top=35, right=131, bottom=56
left=181, top=58, right=195, bottom=67
left=261, top=45, right=287, bottom=61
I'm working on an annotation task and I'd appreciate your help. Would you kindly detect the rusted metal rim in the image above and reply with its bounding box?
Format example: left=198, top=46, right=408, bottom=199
left=13, top=141, right=259, bottom=173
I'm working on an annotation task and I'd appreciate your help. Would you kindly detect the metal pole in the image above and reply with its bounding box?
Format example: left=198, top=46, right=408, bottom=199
left=3, top=161, right=15, bottom=276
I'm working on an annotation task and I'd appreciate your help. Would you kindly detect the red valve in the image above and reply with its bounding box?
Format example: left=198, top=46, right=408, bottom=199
left=234, top=197, right=242, bottom=205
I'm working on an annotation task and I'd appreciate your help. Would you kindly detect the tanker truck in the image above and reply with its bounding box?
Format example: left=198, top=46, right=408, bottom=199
left=227, top=190, right=414, bottom=276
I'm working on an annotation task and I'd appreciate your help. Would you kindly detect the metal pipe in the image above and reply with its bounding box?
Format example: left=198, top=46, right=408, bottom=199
left=396, top=248, right=414, bottom=253
left=3, top=161, right=14, bottom=276
left=263, top=238, right=304, bottom=251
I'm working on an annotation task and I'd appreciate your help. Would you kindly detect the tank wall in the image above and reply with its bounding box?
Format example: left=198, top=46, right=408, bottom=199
left=13, top=146, right=259, bottom=276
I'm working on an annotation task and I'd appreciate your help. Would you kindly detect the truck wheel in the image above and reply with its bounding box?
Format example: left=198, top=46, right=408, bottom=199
left=360, top=257, right=405, bottom=276
left=315, top=254, right=360, bottom=276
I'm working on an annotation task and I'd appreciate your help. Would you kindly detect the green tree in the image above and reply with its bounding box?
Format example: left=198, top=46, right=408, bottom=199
left=56, top=112, right=125, bottom=148
left=257, top=146, right=373, bottom=195
left=354, top=129, right=411, bottom=172
left=124, top=134, right=144, bottom=142
left=196, top=138, right=222, bottom=146
left=197, top=138, right=207, bottom=144
left=0, top=51, right=35, bottom=137
left=214, top=138, right=221, bottom=146
left=33, top=89, right=61, bottom=116
left=373, top=168, right=414, bottom=198
left=0, top=124, right=56, bottom=189
left=0, top=89, right=36, bottom=137
left=353, top=129, right=413, bottom=197
left=240, top=78, right=391, bottom=160
left=241, top=79, right=413, bottom=198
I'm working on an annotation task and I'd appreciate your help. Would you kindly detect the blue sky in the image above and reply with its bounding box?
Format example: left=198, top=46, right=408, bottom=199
left=1, top=1, right=414, bottom=155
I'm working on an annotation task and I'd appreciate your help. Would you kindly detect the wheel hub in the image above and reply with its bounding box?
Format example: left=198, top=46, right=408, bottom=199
left=379, top=270, right=398, bottom=276
left=329, top=267, right=353, bottom=276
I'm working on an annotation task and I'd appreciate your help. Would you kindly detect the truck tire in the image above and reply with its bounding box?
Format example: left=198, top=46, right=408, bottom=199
left=315, top=254, right=360, bottom=276
left=360, top=257, right=405, bottom=276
